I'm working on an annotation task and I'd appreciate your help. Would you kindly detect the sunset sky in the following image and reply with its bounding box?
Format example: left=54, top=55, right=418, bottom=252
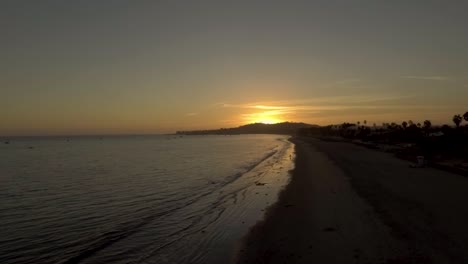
left=2, top=1, right=468, bottom=135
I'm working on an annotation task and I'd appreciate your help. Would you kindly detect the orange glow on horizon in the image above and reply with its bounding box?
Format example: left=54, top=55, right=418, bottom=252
left=243, top=111, right=285, bottom=124
left=253, top=118, right=282, bottom=124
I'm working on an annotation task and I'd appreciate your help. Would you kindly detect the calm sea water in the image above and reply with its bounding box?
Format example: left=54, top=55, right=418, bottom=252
left=0, top=134, right=294, bottom=264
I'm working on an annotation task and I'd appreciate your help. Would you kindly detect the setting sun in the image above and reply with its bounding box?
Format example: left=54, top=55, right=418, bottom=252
left=253, top=118, right=282, bottom=124
left=244, top=111, right=284, bottom=124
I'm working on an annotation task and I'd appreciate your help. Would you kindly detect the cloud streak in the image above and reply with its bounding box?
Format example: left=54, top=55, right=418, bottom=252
left=334, top=78, right=361, bottom=85
left=221, top=95, right=415, bottom=112
left=214, top=93, right=466, bottom=126
left=219, top=94, right=464, bottom=123
left=402, top=76, right=450, bottom=81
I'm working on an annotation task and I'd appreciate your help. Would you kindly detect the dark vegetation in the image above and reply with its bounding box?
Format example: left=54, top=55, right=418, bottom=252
left=298, top=112, right=468, bottom=175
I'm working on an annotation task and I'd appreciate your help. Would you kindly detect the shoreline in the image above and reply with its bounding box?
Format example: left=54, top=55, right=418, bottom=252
left=235, top=136, right=468, bottom=263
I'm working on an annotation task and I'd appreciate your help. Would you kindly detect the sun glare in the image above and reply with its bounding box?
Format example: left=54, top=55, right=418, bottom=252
left=245, top=112, right=283, bottom=124
left=254, top=118, right=281, bottom=124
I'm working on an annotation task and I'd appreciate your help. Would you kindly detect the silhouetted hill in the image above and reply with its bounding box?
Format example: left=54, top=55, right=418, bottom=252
left=176, top=122, right=317, bottom=135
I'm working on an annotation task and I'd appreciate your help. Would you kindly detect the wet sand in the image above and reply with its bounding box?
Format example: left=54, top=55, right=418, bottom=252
left=236, top=137, right=468, bottom=263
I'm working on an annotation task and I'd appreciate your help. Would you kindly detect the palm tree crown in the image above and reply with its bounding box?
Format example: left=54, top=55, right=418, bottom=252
left=453, top=114, right=463, bottom=128
left=423, top=120, right=431, bottom=130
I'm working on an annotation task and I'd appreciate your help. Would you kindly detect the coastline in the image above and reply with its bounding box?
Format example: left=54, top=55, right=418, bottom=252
left=236, top=136, right=468, bottom=263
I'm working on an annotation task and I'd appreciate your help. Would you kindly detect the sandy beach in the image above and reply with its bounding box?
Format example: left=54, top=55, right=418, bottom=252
left=237, top=137, right=468, bottom=263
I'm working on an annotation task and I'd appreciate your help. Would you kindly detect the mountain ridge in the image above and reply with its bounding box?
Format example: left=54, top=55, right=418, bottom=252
left=176, top=122, right=317, bottom=135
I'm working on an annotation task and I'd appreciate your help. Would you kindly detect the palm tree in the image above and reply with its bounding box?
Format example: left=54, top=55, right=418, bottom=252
left=402, top=121, right=408, bottom=129
left=464, top=111, right=468, bottom=122
left=423, top=120, right=431, bottom=130
left=453, top=114, right=462, bottom=128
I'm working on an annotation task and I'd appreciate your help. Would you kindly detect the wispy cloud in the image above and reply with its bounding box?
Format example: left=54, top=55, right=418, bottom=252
left=334, top=78, right=360, bottom=85
left=186, top=112, right=198, bottom=116
left=222, top=104, right=291, bottom=110
left=218, top=95, right=420, bottom=124
left=220, top=95, right=414, bottom=111
left=217, top=94, right=461, bottom=125
left=402, top=76, right=450, bottom=81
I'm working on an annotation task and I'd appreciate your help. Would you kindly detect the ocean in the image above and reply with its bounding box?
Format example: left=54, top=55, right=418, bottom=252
left=0, top=134, right=294, bottom=264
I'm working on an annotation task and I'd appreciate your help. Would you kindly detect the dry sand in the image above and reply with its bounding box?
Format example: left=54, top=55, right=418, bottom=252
left=236, top=137, right=468, bottom=263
